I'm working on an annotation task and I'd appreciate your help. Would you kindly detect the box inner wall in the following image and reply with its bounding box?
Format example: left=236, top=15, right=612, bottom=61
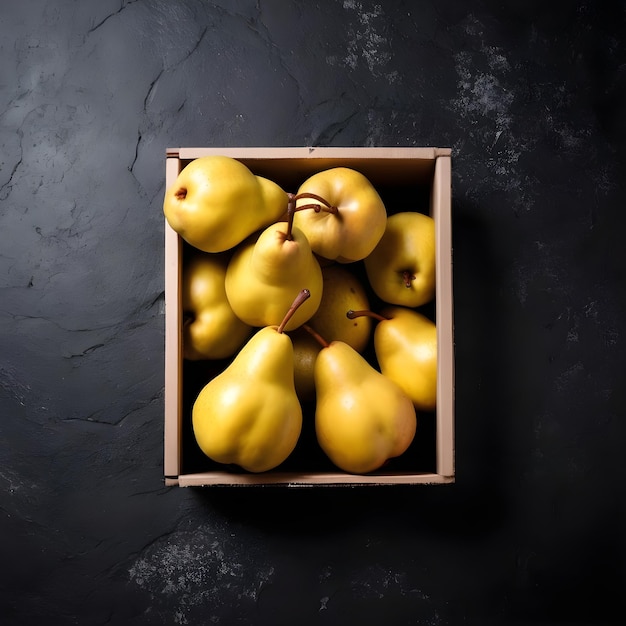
left=177, top=156, right=439, bottom=478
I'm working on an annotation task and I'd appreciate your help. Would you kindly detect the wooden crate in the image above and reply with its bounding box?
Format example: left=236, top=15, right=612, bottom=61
left=164, top=147, right=454, bottom=486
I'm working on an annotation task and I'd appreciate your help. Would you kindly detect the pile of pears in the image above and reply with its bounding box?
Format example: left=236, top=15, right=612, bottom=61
left=164, top=155, right=438, bottom=475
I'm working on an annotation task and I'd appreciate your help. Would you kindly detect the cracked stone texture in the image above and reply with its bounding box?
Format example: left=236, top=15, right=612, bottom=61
left=1, top=1, right=625, bottom=624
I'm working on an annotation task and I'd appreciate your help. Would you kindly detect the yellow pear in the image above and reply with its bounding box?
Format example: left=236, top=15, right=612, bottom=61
left=225, top=204, right=323, bottom=331
left=288, top=326, right=322, bottom=402
left=364, top=211, right=436, bottom=307
left=192, top=290, right=310, bottom=473
left=307, top=328, right=417, bottom=474
left=348, top=306, right=437, bottom=411
left=307, top=264, right=372, bottom=353
left=182, top=251, right=253, bottom=360
left=163, top=155, right=288, bottom=253
left=293, top=167, right=387, bottom=263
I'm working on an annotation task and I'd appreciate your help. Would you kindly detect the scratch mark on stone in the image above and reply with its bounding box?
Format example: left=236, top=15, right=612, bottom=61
left=183, top=25, right=209, bottom=64
left=61, top=389, right=163, bottom=427
left=0, top=133, right=24, bottom=201
left=65, top=344, right=105, bottom=359
left=310, top=109, right=359, bottom=145
left=129, top=129, right=141, bottom=173
left=143, top=68, right=164, bottom=111
left=87, top=0, right=141, bottom=34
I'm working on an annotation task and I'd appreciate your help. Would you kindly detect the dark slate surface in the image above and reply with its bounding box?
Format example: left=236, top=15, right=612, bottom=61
left=1, top=1, right=625, bottom=624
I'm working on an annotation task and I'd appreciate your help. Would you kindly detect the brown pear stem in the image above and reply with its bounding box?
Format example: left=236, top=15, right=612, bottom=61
left=302, top=323, right=329, bottom=348
left=402, top=270, right=416, bottom=288
left=294, top=202, right=338, bottom=214
left=277, top=289, right=311, bottom=334
left=292, top=192, right=339, bottom=215
left=285, top=193, right=297, bottom=241
left=294, top=192, right=333, bottom=209
left=346, top=309, right=389, bottom=323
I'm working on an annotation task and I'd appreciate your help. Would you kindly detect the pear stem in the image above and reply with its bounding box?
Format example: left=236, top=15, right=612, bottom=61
left=277, top=289, right=311, bottom=334
left=285, top=193, right=297, bottom=241
left=292, top=192, right=339, bottom=215
left=402, top=270, right=416, bottom=288
left=302, top=323, right=329, bottom=348
left=346, top=309, right=389, bottom=323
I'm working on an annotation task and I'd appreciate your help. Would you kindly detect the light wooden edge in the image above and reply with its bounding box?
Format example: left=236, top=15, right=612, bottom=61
left=432, top=155, right=455, bottom=478
left=163, top=156, right=183, bottom=480
left=174, top=146, right=450, bottom=161
left=175, top=472, right=454, bottom=487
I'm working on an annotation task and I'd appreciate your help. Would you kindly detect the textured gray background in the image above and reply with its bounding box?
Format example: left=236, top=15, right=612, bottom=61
left=1, top=1, right=625, bottom=624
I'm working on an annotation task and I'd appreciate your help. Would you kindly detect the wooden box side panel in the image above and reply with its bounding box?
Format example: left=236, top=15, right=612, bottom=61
left=177, top=471, right=455, bottom=487
left=164, top=156, right=183, bottom=482
left=432, top=155, right=455, bottom=478
left=177, top=147, right=442, bottom=191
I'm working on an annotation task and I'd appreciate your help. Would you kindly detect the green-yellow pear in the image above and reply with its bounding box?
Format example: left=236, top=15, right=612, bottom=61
left=192, top=290, right=310, bottom=473
left=182, top=251, right=253, bottom=360
left=364, top=211, right=436, bottom=307
left=293, top=167, right=387, bottom=263
left=306, top=327, right=417, bottom=474
left=348, top=306, right=437, bottom=412
left=288, top=326, right=322, bottom=402
left=225, top=202, right=323, bottom=331
left=163, top=155, right=288, bottom=253
left=307, top=264, right=372, bottom=353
